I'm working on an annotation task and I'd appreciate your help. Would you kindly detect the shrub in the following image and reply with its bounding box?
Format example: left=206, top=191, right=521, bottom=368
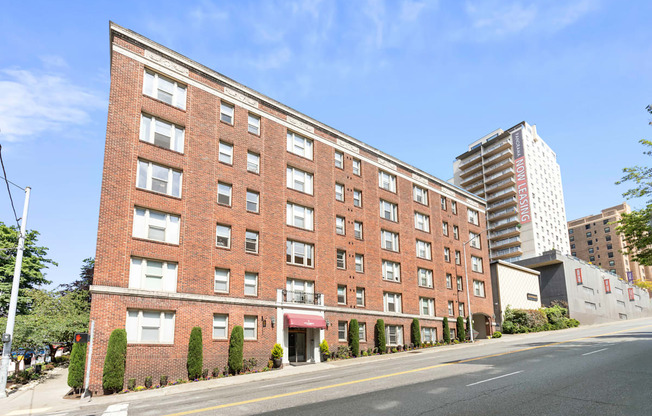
left=453, top=339, right=460, bottom=344
left=466, top=316, right=471, bottom=338
left=375, top=319, right=386, bottom=353
left=367, top=347, right=374, bottom=355
left=349, top=319, right=360, bottom=357
left=411, top=318, right=421, bottom=347
left=160, top=375, right=168, bottom=386
left=443, top=317, right=451, bottom=344
left=127, top=378, right=136, bottom=390
left=212, top=367, right=221, bottom=377
left=493, top=331, right=502, bottom=338
left=144, top=376, right=152, bottom=388
left=228, top=326, right=244, bottom=374
left=67, top=343, right=86, bottom=391
left=202, top=369, right=209, bottom=379
left=457, top=316, right=466, bottom=342
left=569, top=319, right=580, bottom=327
left=187, top=327, right=203, bottom=380
left=337, top=345, right=351, bottom=359
left=271, top=343, right=284, bottom=359
left=102, top=328, right=127, bottom=393
left=319, top=339, right=329, bottom=355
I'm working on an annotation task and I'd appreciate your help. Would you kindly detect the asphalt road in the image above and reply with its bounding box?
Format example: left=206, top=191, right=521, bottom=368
left=65, top=318, right=652, bottom=416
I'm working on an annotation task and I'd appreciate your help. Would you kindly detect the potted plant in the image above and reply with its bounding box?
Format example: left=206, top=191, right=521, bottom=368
left=319, top=339, right=330, bottom=362
left=271, top=343, right=283, bottom=368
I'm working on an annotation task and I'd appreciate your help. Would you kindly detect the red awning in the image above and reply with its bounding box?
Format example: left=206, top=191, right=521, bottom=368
left=285, top=313, right=327, bottom=329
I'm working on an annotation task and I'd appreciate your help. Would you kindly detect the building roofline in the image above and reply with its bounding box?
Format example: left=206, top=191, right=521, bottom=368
left=490, top=259, right=540, bottom=275
left=567, top=202, right=630, bottom=226
left=454, top=121, right=526, bottom=161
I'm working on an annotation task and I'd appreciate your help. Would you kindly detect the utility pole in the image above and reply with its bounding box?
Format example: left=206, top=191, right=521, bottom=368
left=0, top=186, right=31, bottom=398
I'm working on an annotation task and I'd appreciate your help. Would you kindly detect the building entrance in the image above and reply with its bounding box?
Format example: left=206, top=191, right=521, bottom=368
left=288, top=329, right=307, bottom=362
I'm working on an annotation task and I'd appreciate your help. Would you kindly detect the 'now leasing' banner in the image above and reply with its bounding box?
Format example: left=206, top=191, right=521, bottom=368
left=513, top=129, right=531, bottom=223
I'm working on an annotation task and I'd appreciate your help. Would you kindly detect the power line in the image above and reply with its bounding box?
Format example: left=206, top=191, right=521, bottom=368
left=0, top=145, right=21, bottom=228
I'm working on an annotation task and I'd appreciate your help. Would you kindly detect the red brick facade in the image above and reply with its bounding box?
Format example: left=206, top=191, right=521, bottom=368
left=88, top=23, right=494, bottom=394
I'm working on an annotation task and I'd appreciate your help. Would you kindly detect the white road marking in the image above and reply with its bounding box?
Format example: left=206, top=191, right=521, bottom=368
left=582, top=348, right=608, bottom=356
left=466, top=370, right=523, bottom=387
left=271, top=374, right=332, bottom=387
left=102, top=403, right=129, bottom=416
left=6, top=409, right=52, bottom=416
left=375, top=400, right=400, bottom=410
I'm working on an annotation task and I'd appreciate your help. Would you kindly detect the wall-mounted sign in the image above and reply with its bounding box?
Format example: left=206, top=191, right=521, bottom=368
left=628, top=287, right=635, bottom=301
left=526, top=293, right=538, bottom=301
left=513, top=129, right=531, bottom=224
left=575, top=268, right=583, bottom=285
left=627, top=271, right=634, bottom=284
left=604, top=279, right=611, bottom=294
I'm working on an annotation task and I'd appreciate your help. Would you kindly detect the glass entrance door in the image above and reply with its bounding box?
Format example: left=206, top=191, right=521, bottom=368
left=288, top=330, right=306, bottom=362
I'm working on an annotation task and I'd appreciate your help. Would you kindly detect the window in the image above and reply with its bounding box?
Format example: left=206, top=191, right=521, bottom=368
left=455, top=250, right=461, bottom=265
left=352, top=159, right=361, bottom=176
left=378, top=170, right=396, bottom=192
left=441, top=196, right=447, bottom=210
left=381, top=230, right=399, bottom=251
left=354, top=221, right=363, bottom=239
left=608, top=252, right=614, bottom=258
left=286, top=203, right=314, bottom=230
left=421, top=327, right=436, bottom=343
left=415, top=212, right=430, bottom=232
left=473, top=280, right=486, bottom=297
left=356, top=288, right=365, bottom=306
left=137, top=160, right=182, bottom=197
left=418, top=268, right=433, bottom=288
left=607, top=244, right=613, bottom=250
left=244, top=272, right=258, bottom=296
left=287, top=167, right=314, bottom=194
left=126, top=310, right=175, bottom=344
left=585, top=224, right=591, bottom=230
left=467, top=208, right=479, bottom=225
left=453, top=226, right=459, bottom=240
left=606, top=235, right=612, bottom=241
left=604, top=227, right=610, bottom=233
left=248, top=113, right=260, bottom=134
left=286, top=278, right=315, bottom=303
left=385, top=325, right=403, bottom=346
left=212, top=314, right=228, bottom=339
left=220, top=102, right=235, bottom=124
left=129, top=258, right=177, bottom=292
left=245, top=231, right=259, bottom=253
left=444, top=247, right=451, bottom=262
left=451, top=201, right=457, bottom=215
left=413, top=185, right=428, bottom=205
left=458, top=302, right=465, bottom=317
left=334, top=151, right=344, bottom=169
left=355, top=254, right=364, bottom=273
left=359, top=323, right=367, bottom=341
left=446, top=273, right=453, bottom=289
left=219, top=141, right=233, bottom=164
left=442, top=221, right=449, bottom=236
left=420, top=297, right=435, bottom=316
left=247, top=152, right=260, bottom=174
left=133, top=208, right=180, bottom=244
left=587, top=247, right=593, bottom=253
left=569, top=229, right=574, bottom=234
left=336, top=249, right=346, bottom=269
left=457, top=276, right=463, bottom=291
left=338, top=321, right=347, bottom=341
left=448, top=301, right=454, bottom=316
left=246, top=190, right=260, bottom=213
left=570, top=236, right=575, bottom=242
left=353, top=189, right=362, bottom=207
left=214, top=268, right=230, bottom=293
left=337, top=285, right=346, bottom=304
left=140, top=114, right=184, bottom=152
left=382, top=260, right=401, bottom=282
left=603, top=219, right=609, bottom=225
left=216, top=224, right=231, bottom=248
left=332, top=216, right=345, bottom=235
left=588, top=240, right=593, bottom=246
left=380, top=199, right=398, bottom=221
left=571, top=244, right=577, bottom=250
left=384, top=292, right=402, bottom=313
left=335, top=183, right=345, bottom=201
left=287, top=131, right=313, bottom=159
left=416, top=240, right=432, bottom=260
left=217, top=182, right=232, bottom=206
left=143, top=69, right=186, bottom=109
left=244, top=316, right=257, bottom=340
left=471, top=256, right=483, bottom=273
left=586, top=231, right=592, bottom=237
left=287, top=240, right=314, bottom=267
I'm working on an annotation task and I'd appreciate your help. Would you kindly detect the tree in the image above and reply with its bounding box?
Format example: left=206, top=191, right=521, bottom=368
left=102, top=329, right=127, bottom=393
left=187, top=327, right=203, bottom=379
left=348, top=319, right=359, bottom=357
left=375, top=319, right=386, bottom=353
left=68, top=342, right=87, bottom=392
left=59, top=257, right=94, bottom=302
left=466, top=316, right=471, bottom=339
left=443, top=317, right=451, bottom=344
left=0, top=222, right=56, bottom=315
left=457, top=316, right=466, bottom=342
left=228, top=326, right=243, bottom=374
left=411, top=318, right=421, bottom=347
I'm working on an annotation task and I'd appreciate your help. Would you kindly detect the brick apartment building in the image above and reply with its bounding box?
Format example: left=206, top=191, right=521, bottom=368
left=88, top=22, right=494, bottom=393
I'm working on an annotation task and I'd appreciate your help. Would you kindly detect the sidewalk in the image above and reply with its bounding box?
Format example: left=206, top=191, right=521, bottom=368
left=3, top=366, right=73, bottom=416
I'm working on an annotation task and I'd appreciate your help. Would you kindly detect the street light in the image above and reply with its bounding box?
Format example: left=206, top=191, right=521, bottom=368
left=462, top=227, right=489, bottom=343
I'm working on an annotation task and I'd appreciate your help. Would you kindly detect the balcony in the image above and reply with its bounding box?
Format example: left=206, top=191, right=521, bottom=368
left=483, top=139, right=511, bottom=158
left=466, top=180, right=485, bottom=194
left=489, top=215, right=519, bottom=229
left=490, top=236, right=521, bottom=249
left=459, top=153, right=482, bottom=170
left=486, top=186, right=517, bottom=202
left=460, top=171, right=483, bottom=187
left=491, top=245, right=523, bottom=260
left=489, top=226, right=520, bottom=240
left=485, top=167, right=514, bottom=185
left=279, top=289, right=324, bottom=306
left=484, top=158, right=513, bottom=176
left=488, top=207, right=518, bottom=221
left=459, top=161, right=483, bottom=178
left=485, top=177, right=516, bottom=193
left=488, top=196, right=517, bottom=211
left=483, top=148, right=513, bottom=165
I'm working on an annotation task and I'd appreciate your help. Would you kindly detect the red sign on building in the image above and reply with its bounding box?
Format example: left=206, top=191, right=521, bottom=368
left=628, top=288, right=635, bottom=301
left=604, top=279, right=611, bottom=294
left=513, top=129, right=532, bottom=224
left=575, top=268, right=583, bottom=284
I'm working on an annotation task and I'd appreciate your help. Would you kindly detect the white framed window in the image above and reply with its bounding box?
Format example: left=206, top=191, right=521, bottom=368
left=287, top=166, right=314, bottom=194
left=385, top=325, right=403, bottom=346
left=129, top=258, right=177, bottom=292
left=353, top=190, right=362, bottom=207
left=338, top=321, right=347, bottom=341
left=468, top=208, right=479, bottom=225
left=442, top=221, right=449, bottom=236
left=336, top=216, right=345, bottom=235
left=451, top=201, right=457, bottom=215
left=418, top=268, right=433, bottom=288
left=140, top=114, right=184, bottom=152
left=381, top=230, right=399, bottom=252
left=441, top=196, right=447, bottom=210
left=244, top=316, right=257, bottom=340
left=334, top=151, right=344, bottom=169
left=352, top=159, right=361, bottom=176
left=137, top=160, right=182, bottom=197
left=420, top=297, right=435, bottom=316
left=446, top=273, right=453, bottom=289
left=355, top=254, right=364, bottom=273
left=337, top=285, right=346, bottom=304
left=220, top=102, right=234, bottom=124
left=247, top=152, right=260, bottom=174
left=416, top=240, right=432, bottom=260
left=216, top=224, right=231, bottom=248
left=286, top=203, right=314, bottom=230
left=413, top=185, right=428, bottom=205
left=245, top=231, right=259, bottom=253
left=415, top=212, right=430, bottom=232
left=469, top=232, right=481, bottom=249
left=143, top=69, right=186, bottom=109
left=382, top=260, right=401, bottom=282
left=421, top=327, right=436, bottom=343
left=455, top=250, right=461, bottom=265
left=378, top=170, right=397, bottom=192
left=336, top=249, right=346, bottom=269
left=356, top=287, right=365, bottom=306
left=458, top=302, right=465, bottom=317
left=286, top=278, right=315, bottom=303
left=335, top=183, right=345, bottom=201
left=248, top=113, right=260, bottom=135
left=473, top=280, right=486, bottom=297
left=453, top=225, right=459, bottom=240
left=359, top=323, right=367, bottom=341
left=457, top=276, right=463, bottom=291
left=219, top=141, right=233, bottom=164
left=287, top=240, right=314, bottom=267
left=380, top=199, right=398, bottom=222
left=448, top=301, right=454, bottom=316
left=384, top=292, right=402, bottom=313
left=214, top=268, right=230, bottom=293
left=213, top=314, right=228, bottom=339
left=126, top=309, right=175, bottom=344
left=244, top=272, right=258, bottom=296
left=471, top=256, right=483, bottom=273
left=133, top=207, right=180, bottom=244
left=217, top=182, right=232, bottom=206
left=246, top=190, right=260, bottom=213
left=444, top=247, right=451, bottom=262
left=354, top=221, right=363, bottom=239
left=287, top=131, right=313, bottom=159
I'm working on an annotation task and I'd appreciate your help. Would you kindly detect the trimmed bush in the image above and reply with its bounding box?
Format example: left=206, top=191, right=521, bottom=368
left=228, top=326, right=244, bottom=374
left=67, top=342, right=86, bottom=392
left=349, top=319, right=360, bottom=357
left=375, top=319, right=386, bottom=353
left=493, top=331, right=502, bottom=338
left=319, top=339, right=329, bottom=355
left=128, top=378, right=136, bottom=390
left=160, top=375, right=168, bottom=386
left=102, top=328, right=127, bottom=393
left=457, top=316, right=466, bottom=342
left=271, top=343, right=283, bottom=359
left=144, top=376, right=152, bottom=388
left=411, top=318, right=421, bottom=347
left=443, top=317, right=451, bottom=344
left=187, top=327, right=203, bottom=380
left=466, top=316, right=471, bottom=338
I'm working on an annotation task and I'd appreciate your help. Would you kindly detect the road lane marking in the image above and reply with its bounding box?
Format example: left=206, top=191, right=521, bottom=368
left=102, top=403, right=129, bottom=416
left=582, top=348, right=608, bottom=356
left=466, top=370, right=523, bottom=387
left=162, top=323, right=652, bottom=416
left=271, top=374, right=332, bottom=387
left=6, top=409, right=52, bottom=416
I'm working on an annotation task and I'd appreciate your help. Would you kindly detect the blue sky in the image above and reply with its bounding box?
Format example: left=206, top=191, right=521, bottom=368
left=0, top=0, right=650, bottom=287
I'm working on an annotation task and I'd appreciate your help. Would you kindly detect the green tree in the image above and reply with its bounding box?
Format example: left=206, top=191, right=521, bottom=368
left=411, top=318, right=421, bottom=347
left=102, top=329, right=127, bottom=393
left=0, top=222, right=57, bottom=315
left=375, top=319, right=386, bottom=353
left=457, top=316, right=466, bottom=341
left=68, top=342, right=87, bottom=392
left=228, top=326, right=244, bottom=374
left=58, top=257, right=94, bottom=302
left=187, top=327, right=203, bottom=379
left=348, top=319, right=359, bottom=357
left=443, top=317, right=451, bottom=344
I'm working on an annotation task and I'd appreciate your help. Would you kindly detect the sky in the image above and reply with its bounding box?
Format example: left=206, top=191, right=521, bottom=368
left=0, top=0, right=651, bottom=288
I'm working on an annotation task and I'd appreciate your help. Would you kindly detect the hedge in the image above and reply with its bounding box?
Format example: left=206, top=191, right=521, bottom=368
left=68, top=343, right=86, bottom=391
left=457, top=316, right=466, bottom=342
left=375, top=319, right=386, bottom=353
left=348, top=319, right=359, bottom=357
left=102, top=329, right=127, bottom=393
left=411, top=318, right=421, bottom=347
left=187, top=326, right=203, bottom=380
left=443, top=317, right=451, bottom=344
left=228, top=326, right=244, bottom=374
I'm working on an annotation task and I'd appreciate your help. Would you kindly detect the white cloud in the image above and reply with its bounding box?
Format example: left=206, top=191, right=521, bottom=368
left=551, top=0, right=599, bottom=30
